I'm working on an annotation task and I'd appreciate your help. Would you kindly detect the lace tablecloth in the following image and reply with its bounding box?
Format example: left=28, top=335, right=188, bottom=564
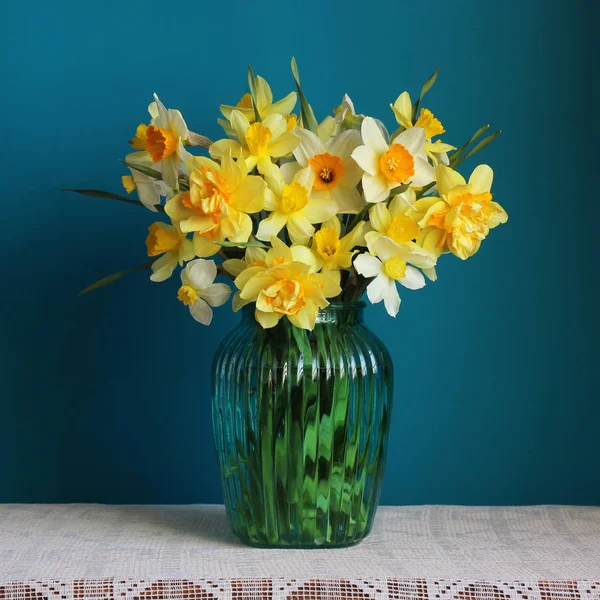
left=0, top=504, right=598, bottom=600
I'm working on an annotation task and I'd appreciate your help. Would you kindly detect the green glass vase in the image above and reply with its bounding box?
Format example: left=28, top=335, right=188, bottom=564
left=211, top=302, right=393, bottom=548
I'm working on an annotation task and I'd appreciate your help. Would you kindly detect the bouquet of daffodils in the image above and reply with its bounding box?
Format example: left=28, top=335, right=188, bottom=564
left=69, top=60, right=507, bottom=330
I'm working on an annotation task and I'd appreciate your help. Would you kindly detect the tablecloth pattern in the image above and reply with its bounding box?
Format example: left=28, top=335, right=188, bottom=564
left=1, top=505, right=598, bottom=600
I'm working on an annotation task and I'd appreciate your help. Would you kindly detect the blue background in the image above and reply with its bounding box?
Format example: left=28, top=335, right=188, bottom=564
left=1, top=0, right=597, bottom=505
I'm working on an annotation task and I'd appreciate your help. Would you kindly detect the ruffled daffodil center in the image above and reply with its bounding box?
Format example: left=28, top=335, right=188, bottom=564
left=314, top=227, right=341, bottom=261
left=258, top=279, right=305, bottom=316
left=308, top=153, right=345, bottom=191
left=379, top=144, right=415, bottom=183
left=383, top=257, right=407, bottom=281
left=386, top=214, right=420, bottom=244
left=177, top=285, right=198, bottom=306
left=185, top=167, right=232, bottom=215
left=281, top=181, right=309, bottom=214
left=146, top=125, right=179, bottom=162
left=245, top=122, right=272, bottom=157
left=146, top=223, right=182, bottom=256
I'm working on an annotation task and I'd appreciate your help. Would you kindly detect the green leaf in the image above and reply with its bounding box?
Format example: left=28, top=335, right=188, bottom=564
left=452, top=130, right=501, bottom=168
left=420, top=68, right=440, bottom=102
left=449, top=124, right=490, bottom=166
left=62, top=188, right=164, bottom=211
left=215, top=240, right=268, bottom=249
left=78, top=261, right=153, bottom=296
left=290, top=57, right=319, bottom=133
left=412, top=68, right=439, bottom=121
left=390, top=183, right=410, bottom=196
left=121, top=160, right=163, bottom=180
left=247, top=65, right=262, bottom=123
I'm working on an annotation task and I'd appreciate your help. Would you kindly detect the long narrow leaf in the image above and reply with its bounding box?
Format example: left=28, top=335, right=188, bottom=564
left=452, top=130, right=501, bottom=168
left=412, top=68, right=439, bottom=121
left=247, top=65, right=262, bottom=122
left=449, top=124, right=490, bottom=166
left=121, top=160, right=163, bottom=180
left=78, top=261, right=153, bottom=296
left=290, top=57, right=319, bottom=133
left=420, top=68, right=440, bottom=102
left=62, top=188, right=164, bottom=212
left=215, top=240, right=268, bottom=249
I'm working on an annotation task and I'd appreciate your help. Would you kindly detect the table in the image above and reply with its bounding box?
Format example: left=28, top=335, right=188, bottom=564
left=0, top=505, right=598, bottom=600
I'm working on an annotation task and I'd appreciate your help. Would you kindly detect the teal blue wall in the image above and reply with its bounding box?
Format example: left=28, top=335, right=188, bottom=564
left=1, top=0, right=597, bottom=505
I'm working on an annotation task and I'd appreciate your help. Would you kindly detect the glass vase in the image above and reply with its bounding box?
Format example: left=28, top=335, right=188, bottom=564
left=211, top=302, right=393, bottom=548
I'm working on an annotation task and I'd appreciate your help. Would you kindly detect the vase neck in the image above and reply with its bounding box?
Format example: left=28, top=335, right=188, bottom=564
left=241, top=302, right=365, bottom=327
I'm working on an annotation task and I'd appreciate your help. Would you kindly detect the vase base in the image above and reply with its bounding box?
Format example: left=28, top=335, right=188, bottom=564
left=232, top=530, right=370, bottom=549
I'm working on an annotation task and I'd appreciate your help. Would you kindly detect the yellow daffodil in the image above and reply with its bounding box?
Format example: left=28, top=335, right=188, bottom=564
left=391, top=92, right=455, bottom=164
left=177, top=259, right=231, bottom=325
left=145, top=221, right=195, bottom=282
left=362, top=188, right=421, bottom=249
left=209, top=110, right=300, bottom=180
left=219, top=77, right=297, bottom=123
left=407, top=164, right=508, bottom=260
left=351, top=117, right=434, bottom=204
left=311, top=218, right=365, bottom=286
left=293, top=128, right=364, bottom=214
left=237, top=261, right=341, bottom=330
left=354, top=236, right=436, bottom=317
left=164, top=150, right=266, bottom=257
left=225, top=237, right=317, bottom=312
left=256, top=164, right=338, bottom=245
left=130, top=94, right=191, bottom=190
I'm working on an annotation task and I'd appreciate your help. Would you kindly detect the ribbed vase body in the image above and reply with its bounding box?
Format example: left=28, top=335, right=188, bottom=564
left=211, top=302, right=393, bottom=548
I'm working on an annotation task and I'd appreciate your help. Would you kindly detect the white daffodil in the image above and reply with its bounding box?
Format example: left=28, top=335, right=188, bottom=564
left=143, top=94, right=191, bottom=190
left=292, top=128, right=364, bottom=214
left=256, top=163, right=337, bottom=245
left=354, top=236, right=436, bottom=317
left=209, top=110, right=299, bottom=180
left=351, top=117, right=434, bottom=204
left=177, top=259, right=231, bottom=325
left=123, top=151, right=171, bottom=212
left=145, top=221, right=195, bottom=282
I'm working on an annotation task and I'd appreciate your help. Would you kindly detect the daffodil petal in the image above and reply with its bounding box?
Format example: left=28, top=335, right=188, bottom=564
left=256, top=211, right=287, bottom=241
left=351, top=146, right=379, bottom=176
left=262, top=92, right=297, bottom=119
left=150, top=253, right=178, bottom=282
left=192, top=234, right=220, bottom=258
left=361, top=117, right=388, bottom=155
left=269, top=131, right=300, bottom=157
left=188, top=259, right=217, bottom=289
left=382, top=283, right=401, bottom=317
left=327, top=129, right=362, bottom=160
left=201, top=283, right=231, bottom=307
left=302, top=198, right=338, bottom=223
left=362, top=172, right=391, bottom=204
left=293, top=128, right=326, bottom=166
left=469, top=164, right=494, bottom=194
left=255, top=309, right=281, bottom=329
left=392, top=126, right=425, bottom=157
left=209, top=139, right=240, bottom=160
left=287, top=215, right=315, bottom=245
left=229, top=110, right=251, bottom=145
left=399, top=265, right=426, bottom=290
left=189, top=297, right=213, bottom=325
left=354, top=253, right=382, bottom=278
